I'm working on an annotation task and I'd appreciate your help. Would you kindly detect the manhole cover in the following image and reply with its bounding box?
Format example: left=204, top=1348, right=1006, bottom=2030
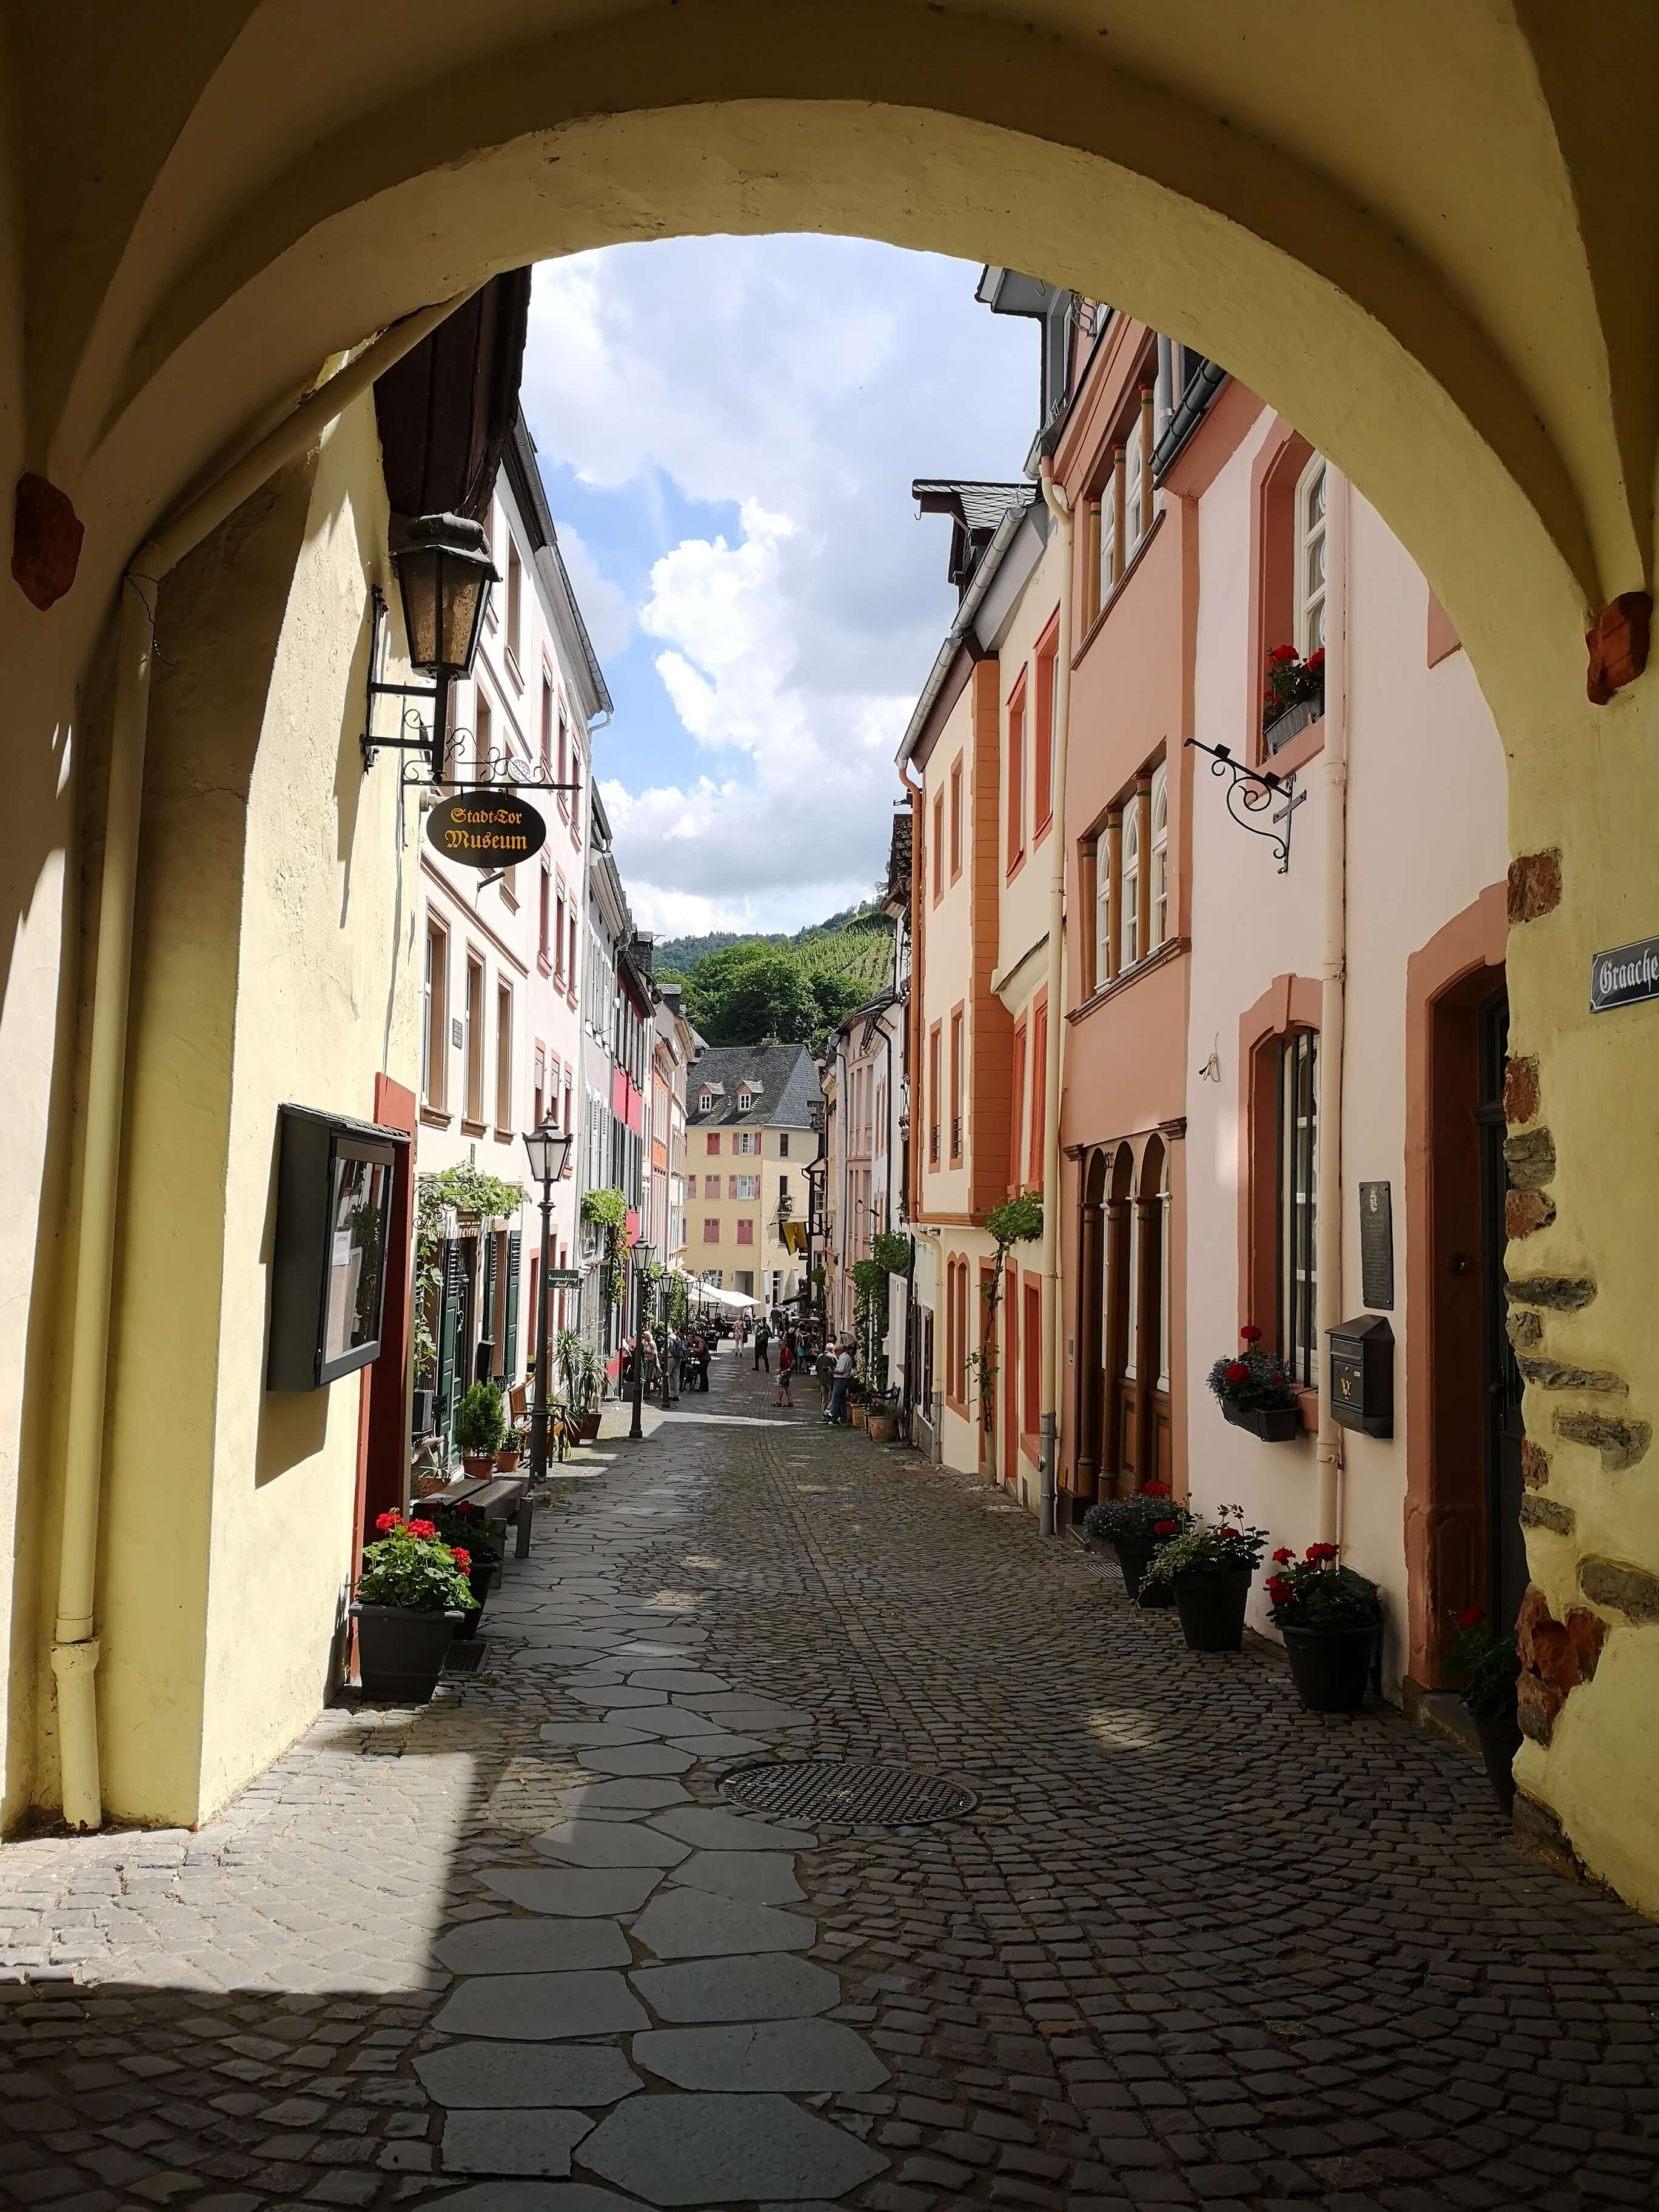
left=721, top=1759, right=976, bottom=1826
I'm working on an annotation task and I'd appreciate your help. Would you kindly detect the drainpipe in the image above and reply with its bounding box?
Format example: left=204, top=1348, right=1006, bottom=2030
left=52, top=288, right=477, bottom=1831
left=1037, top=455, right=1074, bottom=1538
left=1314, top=472, right=1352, bottom=1547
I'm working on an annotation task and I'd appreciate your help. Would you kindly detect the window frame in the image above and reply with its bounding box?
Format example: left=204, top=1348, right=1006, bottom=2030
left=463, top=951, right=486, bottom=1127
left=1276, top=1027, right=1319, bottom=1388
left=1295, top=453, right=1329, bottom=660
left=949, top=752, right=964, bottom=881
left=1148, top=761, right=1170, bottom=953
left=494, top=977, right=514, bottom=1134
left=1005, top=670, right=1027, bottom=876
left=423, top=916, right=449, bottom=1112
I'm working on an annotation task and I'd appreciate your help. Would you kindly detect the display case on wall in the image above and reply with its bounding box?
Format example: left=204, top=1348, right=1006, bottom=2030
left=267, top=1105, right=409, bottom=1391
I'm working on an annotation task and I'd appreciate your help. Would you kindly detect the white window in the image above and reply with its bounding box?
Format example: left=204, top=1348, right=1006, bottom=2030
left=1124, top=416, right=1146, bottom=554
left=699, top=1090, right=713, bottom=1113
left=495, top=980, right=513, bottom=1131
left=423, top=920, right=447, bottom=1109
left=737, top=1086, right=756, bottom=1111
left=1148, top=763, right=1169, bottom=953
left=732, top=1175, right=760, bottom=1201
left=1094, top=838, right=1113, bottom=985
left=1296, top=456, right=1328, bottom=658
left=1099, top=485, right=1116, bottom=603
left=1119, top=801, right=1141, bottom=972
left=736, top=1130, right=759, bottom=1156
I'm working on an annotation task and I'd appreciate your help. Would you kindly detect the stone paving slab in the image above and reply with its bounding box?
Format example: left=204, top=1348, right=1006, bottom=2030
left=442, top=2106, right=595, bottom=2176
left=531, top=1823, right=689, bottom=1870
left=3, top=1340, right=1659, bottom=2212
left=577, top=2091, right=888, bottom=2204
left=629, top=1887, right=816, bottom=1959
left=432, top=1969, right=648, bottom=2040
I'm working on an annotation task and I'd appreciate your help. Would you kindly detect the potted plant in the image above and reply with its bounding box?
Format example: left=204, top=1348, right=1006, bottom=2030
left=428, top=1498, right=504, bottom=1637
left=848, top=1378, right=869, bottom=1429
left=1261, top=642, right=1325, bottom=748
left=557, top=1330, right=604, bottom=1441
left=454, top=1379, right=504, bottom=1475
left=866, top=1389, right=900, bottom=1444
left=351, top=1512, right=472, bottom=1700
left=1082, top=1481, right=1193, bottom=1603
left=1207, top=1326, right=1301, bottom=1441
left=1140, top=1506, right=1269, bottom=1652
left=1264, top=1542, right=1381, bottom=1711
left=495, top=1419, right=526, bottom=1473
left=1445, top=1606, right=1522, bottom=1814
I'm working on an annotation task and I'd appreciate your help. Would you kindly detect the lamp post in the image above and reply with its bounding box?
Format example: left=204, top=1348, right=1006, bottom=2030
left=629, top=1246, right=653, bottom=1441
left=521, top=1121, right=575, bottom=1486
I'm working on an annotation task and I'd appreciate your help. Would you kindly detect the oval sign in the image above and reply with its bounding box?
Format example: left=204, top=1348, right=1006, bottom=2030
left=424, top=791, right=547, bottom=870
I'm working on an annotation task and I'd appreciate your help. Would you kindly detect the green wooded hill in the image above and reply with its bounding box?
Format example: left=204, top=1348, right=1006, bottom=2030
left=658, top=903, right=894, bottom=1047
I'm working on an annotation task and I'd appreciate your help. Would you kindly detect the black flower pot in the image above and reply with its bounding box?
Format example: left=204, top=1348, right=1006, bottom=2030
left=352, top=1604, right=462, bottom=1702
left=1110, top=1538, right=1157, bottom=1602
left=1476, top=1710, right=1523, bottom=1817
left=1221, top=1399, right=1302, bottom=1442
left=1282, top=1623, right=1378, bottom=1712
left=455, top=1558, right=499, bottom=1643
left=1172, top=1569, right=1252, bottom=1652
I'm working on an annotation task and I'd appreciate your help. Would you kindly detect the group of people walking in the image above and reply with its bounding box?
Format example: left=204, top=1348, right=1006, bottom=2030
left=626, top=1304, right=860, bottom=1423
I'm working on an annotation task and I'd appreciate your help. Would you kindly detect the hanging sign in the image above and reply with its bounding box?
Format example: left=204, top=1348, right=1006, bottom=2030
left=425, top=792, right=546, bottom=870
left=1590, top=935, right=1659, bottom=1014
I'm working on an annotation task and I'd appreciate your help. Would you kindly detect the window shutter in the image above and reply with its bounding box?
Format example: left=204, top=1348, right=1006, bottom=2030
left=483, top=1232, right=498, bottom=1347
left=437, top=1239, right=462, bottom=1448
left=504, top=1231, right=522, bottom=1383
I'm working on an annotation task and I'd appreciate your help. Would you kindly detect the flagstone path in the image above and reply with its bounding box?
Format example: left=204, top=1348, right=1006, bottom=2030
left=2, top=1346, right=1659, bottom=2210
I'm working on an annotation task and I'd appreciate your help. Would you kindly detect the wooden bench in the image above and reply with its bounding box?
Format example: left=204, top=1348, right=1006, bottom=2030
left=438, top=1473, right=535, bottom=1558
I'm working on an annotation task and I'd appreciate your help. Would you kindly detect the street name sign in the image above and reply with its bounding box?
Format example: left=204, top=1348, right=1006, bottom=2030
left=1590, top=934, right=1659, bottom=1014
left=425, top=792, right=546, bottom=869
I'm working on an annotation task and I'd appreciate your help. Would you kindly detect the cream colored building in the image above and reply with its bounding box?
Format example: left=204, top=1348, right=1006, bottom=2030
left=686, top=1045, right=819, bottom=1314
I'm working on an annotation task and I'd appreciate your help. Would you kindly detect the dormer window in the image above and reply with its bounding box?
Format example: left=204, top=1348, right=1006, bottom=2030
left=698, top=1090, right=714, bottom=1114
left=737, top=1086, right=757, bottom=1111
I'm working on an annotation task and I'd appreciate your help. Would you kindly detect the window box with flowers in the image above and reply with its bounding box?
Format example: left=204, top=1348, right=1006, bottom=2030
left=1139, top=1507, right=1269, bottom=1651
left=1208, top=1326, right=1301, bottom=1439
left=1261, top=642, right=1325, bottom=752
left=1264, top=1543, right=1381, bottom=1712
left=351, top=1512, right=474, bottom=1701
left=1082, top=1480, right=1191, bottom=1605
left=1445, top=1607, right=1522, bottom=1815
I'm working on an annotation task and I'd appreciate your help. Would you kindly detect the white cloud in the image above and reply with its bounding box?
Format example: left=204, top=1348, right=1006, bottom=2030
left=552, top=521, right=632, bottom=662
left=523, top=237, right=1035, bottom=928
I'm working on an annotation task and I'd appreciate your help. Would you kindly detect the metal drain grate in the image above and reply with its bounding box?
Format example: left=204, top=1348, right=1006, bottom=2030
left=721, top=1758, right=976, bottom=1826
left=443, top=1640, right=488, bottom=1673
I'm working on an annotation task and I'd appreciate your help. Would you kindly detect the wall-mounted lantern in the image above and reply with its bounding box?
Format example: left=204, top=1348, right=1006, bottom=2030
left=362, top=511, right=498, bottom=776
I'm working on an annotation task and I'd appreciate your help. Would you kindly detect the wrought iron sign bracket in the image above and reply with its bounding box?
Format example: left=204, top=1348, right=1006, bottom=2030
left=1184, top=737, right=1305, bottom=874
left=361, top=587, right=448, bottom=774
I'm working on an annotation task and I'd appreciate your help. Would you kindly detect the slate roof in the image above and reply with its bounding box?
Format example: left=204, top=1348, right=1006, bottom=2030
left=912, top=479, right=1040, bottom=597
left=687, top=1042, right=821, bottom=1130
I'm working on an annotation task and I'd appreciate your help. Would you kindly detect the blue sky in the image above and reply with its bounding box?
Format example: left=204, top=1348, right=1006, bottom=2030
left=520, top=236, right=1036, bottom=937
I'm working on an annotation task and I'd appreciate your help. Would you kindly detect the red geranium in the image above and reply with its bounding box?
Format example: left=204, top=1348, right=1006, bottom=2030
left=1224, top=1361, right=1249, bottom=1385
left=1305, top=648, right=1326, bottom=671
left=1304, top=1542, right=1339, bottom=1563
left=1265, top=1576, right=1293, bottom=1604
left=1268, top=643, right=1298, bottom=665
left=1142, top=1480, right=1169, bottom=1497
left=1458, top=1604, right=1484, bottom=1631
left=374, top=1510, right=401, bottom=1533
left=451, top=1547, right=471, bottom=1571
left=1272, top=1547, right=1295, bottom=1564
left=1239, top=1324, right=1263, bottom=1343
left=405, top=1518, right=437, bottom=1541
left=1153, top=1519, right=1177, bottom=1535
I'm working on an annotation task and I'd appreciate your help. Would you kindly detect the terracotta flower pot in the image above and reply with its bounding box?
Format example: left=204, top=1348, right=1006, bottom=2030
left=352, top=1604, right=461, bottom=1702
left=576, top=1411, right=602, bottom=1443
left=1282, top=1622, right=1377, bottom=1712
left=460, top=1452, right=494, bottom=1478
left=866, top=1409, right=898, bottom=1443
left=850, top=1403, right=868, bottom=1429
left=495, top=1446, right=520, bottom=1472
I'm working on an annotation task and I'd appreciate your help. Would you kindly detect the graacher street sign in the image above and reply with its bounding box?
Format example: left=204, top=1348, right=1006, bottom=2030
left=1590, top=935, right=1659, bottom=1014
left=425, top=792, right=546, bottom=870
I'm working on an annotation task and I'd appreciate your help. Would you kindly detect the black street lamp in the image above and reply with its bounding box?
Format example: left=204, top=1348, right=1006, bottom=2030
left=521, top=1121, right=575, bottom=1485
left=628, top=1246, right=655, bottom=1441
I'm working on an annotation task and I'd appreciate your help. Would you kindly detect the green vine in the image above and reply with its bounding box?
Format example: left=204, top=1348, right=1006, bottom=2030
left=582, top=1186, right=629, bottom=1313
left=851, top=1230, right=911, bottom=1399
left=412, top=1164, right=526, bottom=1387
left=974, top=1192, right=1044, bottom=1427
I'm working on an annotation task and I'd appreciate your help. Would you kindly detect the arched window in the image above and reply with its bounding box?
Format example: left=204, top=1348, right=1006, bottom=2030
left=1148, top=763, right=1169, bottom=951
left=1296, top=455, right=1328, bottom=657
left=1158, top=1147, right=1173, bottom=1392
left=1124, top=415, right=1146, bottom=552
left=1120, top=801, right=1142, bottom=971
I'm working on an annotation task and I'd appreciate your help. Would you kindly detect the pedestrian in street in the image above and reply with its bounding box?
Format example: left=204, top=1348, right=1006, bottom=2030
left=815, top=1344, right=834, bottom=1412
left=694, top=1332, right=711, bottom=1392
left=753, top=1316, right=771, bottom=1373
left=666, top=1328, right=685, bottom=1401
left=775, top=1338, right=795, bottom=1408
left=826, top=1336, right=855, bottom=1426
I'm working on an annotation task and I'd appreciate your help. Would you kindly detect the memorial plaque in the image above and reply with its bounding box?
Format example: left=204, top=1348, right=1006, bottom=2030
left=1358, top=1180, right=1393, bottom=1310
left=1590, top=934, right=1659, bottom=1014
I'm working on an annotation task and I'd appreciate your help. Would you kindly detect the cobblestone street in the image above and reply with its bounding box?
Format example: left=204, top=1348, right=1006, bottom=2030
left=3, top=1345, right=1658, bottom=2212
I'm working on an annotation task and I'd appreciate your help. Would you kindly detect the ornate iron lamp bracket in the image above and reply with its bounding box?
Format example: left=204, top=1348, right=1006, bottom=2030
left=1184, top=736, right=1305, bottom=874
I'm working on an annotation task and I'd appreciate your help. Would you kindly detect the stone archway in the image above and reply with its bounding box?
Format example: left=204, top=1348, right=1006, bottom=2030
left=4, top=2, right=1659, bottom=1902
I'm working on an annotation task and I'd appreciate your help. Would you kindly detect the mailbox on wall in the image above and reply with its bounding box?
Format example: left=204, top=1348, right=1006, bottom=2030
left=1327, top=1313, right=1395, bottom=1438
left=267, top=1105, right=408, bottom=1391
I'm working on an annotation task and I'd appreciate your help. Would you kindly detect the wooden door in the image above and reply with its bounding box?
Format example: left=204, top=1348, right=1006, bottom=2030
left=1478, top=985, right=1527, bottom=1631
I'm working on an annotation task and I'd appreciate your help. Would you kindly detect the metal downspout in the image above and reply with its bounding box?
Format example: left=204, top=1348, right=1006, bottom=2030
left=1037, top=457, right=1074, bottom=1537
left=1315, top=472, right=1352, bottom=1546
left=52, top=289, right=477, bottom=1829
